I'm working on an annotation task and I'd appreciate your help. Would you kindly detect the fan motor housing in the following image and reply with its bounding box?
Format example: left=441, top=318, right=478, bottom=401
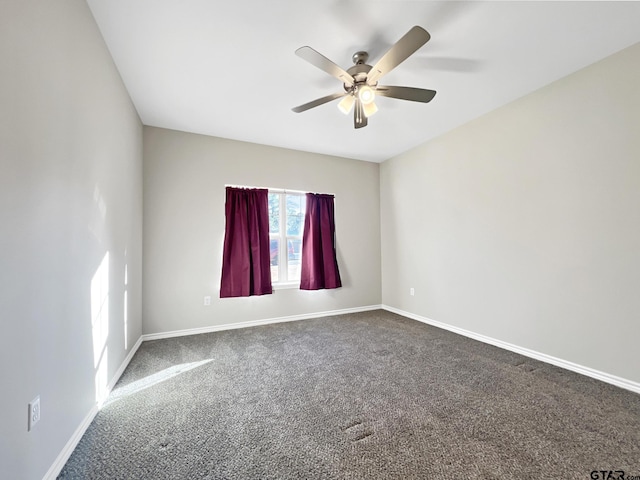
left=345, top=61, right=374, bottom=91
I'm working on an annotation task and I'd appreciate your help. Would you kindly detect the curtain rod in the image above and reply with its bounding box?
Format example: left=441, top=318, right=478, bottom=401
left=224, top=185, right=334, bottom=196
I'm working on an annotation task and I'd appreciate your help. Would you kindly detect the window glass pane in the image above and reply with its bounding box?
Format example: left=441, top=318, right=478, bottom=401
left=268, top=193, right=279, bottom=234
left=286, top=194, right=305, bottom=236
left=287, top=237, right=302, bottom=281
left=269, top=237, right=279, bottom=282
left=269, top=192, right=306, bottom=284
left=288, top=238, right=302, bottom=262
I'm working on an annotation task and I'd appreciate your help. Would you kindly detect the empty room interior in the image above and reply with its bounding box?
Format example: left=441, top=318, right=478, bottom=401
left=2, top=1, right=640, bottom=479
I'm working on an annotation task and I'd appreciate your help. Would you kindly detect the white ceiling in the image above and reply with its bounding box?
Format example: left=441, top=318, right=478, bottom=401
left=87, top=1, right=640, bottom=163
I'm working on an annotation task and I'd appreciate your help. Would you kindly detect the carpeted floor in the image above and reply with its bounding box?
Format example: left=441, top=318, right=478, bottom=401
left=59, top=310, right=640, bottom=479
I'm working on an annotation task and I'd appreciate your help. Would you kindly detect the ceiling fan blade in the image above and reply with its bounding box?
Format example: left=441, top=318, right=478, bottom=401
left=295, top=46, right=355, bottom=86
left=354, top=98, right=368, bottom=129
left=367, top=26, right=431, bottom=84
left=376, top=85, right=436, bottom=103
left=292, top=92, right=347, bottom=113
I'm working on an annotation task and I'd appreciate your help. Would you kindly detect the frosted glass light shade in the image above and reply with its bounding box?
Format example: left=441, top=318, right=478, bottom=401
left=337, top=95, right=355, bottom=115
left=363, top=101, right=378, bottom=118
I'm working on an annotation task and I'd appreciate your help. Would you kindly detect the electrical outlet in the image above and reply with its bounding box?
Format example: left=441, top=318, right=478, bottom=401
left=203, top=296, right=211, bottom=306
left=410, top=287, right=415, bottom=296
left=28, top=396, right=40, bottom=431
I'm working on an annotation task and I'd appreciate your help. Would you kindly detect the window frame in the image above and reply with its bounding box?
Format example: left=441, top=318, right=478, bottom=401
left=268, top=190, right=306, bottom=289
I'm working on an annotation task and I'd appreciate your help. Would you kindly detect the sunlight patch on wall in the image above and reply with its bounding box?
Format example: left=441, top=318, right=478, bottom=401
left=89, top=186, right=107, bottom=241
left=124, top=261, right=128, bottom=350
left=91, top=251, right=110, bottom=405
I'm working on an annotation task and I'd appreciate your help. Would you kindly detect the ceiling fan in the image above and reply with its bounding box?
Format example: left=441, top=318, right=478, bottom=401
left=292, top=26, right=437, bottom=129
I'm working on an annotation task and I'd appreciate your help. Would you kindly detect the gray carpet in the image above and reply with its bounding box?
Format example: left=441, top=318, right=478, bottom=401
left=59, top=310, right=640, bottom=479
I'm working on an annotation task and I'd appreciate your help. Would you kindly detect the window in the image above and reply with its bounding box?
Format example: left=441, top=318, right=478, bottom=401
left=268, top=191, right=306, bottom=285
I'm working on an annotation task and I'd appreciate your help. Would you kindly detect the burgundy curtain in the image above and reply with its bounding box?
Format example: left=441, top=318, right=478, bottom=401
left=220, top=187, right=272, bottom=297
left=300, top=193, right=342, bottom=290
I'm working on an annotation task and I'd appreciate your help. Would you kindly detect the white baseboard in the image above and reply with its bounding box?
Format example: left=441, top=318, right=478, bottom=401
left=142, top=304, right=383, bottom=341
left=101, top=335, right=144, bottom=407
left=43, top=336, right=144, bottom=480
left=382, top=304, right=640, bottom=395
left=42, top=404, right=99, bottom=480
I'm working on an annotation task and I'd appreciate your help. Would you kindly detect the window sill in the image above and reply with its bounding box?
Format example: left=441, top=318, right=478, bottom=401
left=272, top=282, right=299, bottom=290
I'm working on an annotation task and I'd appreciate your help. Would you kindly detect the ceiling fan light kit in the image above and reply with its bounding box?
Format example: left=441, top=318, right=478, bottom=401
left=363, top=101, right=378, bottom=119
left=358, top=85, right=375, bottom=105
left=337, top=95, right=355, bottom=115
left=292, top=26, right=437, bottom=129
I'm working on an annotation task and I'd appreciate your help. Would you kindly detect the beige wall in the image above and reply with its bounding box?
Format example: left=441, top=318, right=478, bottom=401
left=0, top=1, right=143, bottom=478
left=143, top=127, right=381, bottom=335
left=381, top=42, right=640, bottom=384
left=4, top=1, right=637, bottom=476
